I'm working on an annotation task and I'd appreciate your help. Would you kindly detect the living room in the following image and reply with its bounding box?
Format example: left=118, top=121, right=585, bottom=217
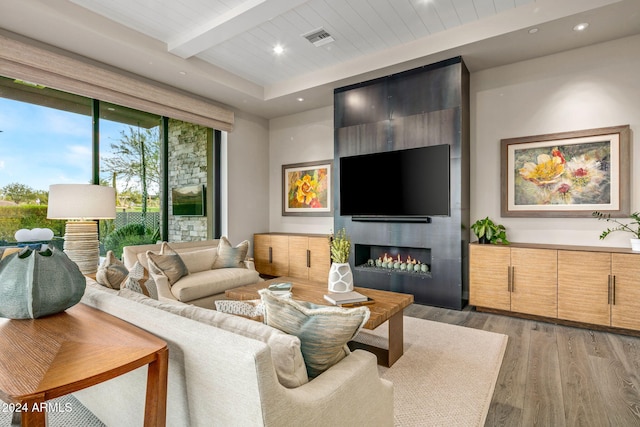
left=1, top=0, right=640, bottom=426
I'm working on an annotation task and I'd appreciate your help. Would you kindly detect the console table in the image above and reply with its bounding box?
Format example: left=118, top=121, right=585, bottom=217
left=0, top=303, right=168, bottom=426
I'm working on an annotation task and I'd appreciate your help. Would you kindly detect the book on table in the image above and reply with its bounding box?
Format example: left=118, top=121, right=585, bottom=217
left=324, top=291, right=368, bottom=305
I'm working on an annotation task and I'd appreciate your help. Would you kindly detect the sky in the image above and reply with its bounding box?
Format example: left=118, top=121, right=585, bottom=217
left=0, top=97, right=135, bottom=193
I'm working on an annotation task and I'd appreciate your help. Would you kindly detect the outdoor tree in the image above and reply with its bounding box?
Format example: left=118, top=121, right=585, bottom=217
left=101, top=126, right=160, bottom=221
left=1, top=182, right=35, bottom=204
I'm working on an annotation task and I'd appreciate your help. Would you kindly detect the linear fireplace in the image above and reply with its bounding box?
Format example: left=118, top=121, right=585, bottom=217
left=354, top=244, right=431, bottom=278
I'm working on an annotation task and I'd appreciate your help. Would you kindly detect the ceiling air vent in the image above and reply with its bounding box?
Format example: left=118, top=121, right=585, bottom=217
left=302, top=27, right=335, bottom=47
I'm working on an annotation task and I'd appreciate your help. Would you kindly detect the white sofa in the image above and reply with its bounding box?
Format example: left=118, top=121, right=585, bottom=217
left=74, top=281, right=394, bottom=427
left=122, top=239, right=261, bottom=307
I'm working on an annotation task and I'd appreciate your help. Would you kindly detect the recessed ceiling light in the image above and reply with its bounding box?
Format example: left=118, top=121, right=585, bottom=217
left=297, top=97, right=304, bottom=102
left=573, top=22, right=589, bottom=32
left=528, top=28, right=539, bottom=34
left=273, top=45, right=284, bottom=55
left=179, top=71, right=187, bottom=75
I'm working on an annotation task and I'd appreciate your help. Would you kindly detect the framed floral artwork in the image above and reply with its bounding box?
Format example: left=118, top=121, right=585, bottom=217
left=501, top=125, right=630, bottom=217
left=282, top=160, right=332, bottom=216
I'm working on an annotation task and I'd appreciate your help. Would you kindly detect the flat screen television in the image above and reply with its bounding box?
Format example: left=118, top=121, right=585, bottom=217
left=339, top=144, right=450, bottom=219
left=172, top=185, right=205, bottom=216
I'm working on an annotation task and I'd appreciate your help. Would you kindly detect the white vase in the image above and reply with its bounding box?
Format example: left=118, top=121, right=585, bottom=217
left=631, top=238, right=640, bottom=252
left=328, top=262, right=354, bottom=293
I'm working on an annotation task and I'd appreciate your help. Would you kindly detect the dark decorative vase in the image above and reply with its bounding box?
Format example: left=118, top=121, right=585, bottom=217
left=478, top=236, right=490, bottom=244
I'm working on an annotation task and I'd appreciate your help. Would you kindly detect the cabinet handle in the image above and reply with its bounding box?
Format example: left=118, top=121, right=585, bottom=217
left=511, top=266, right=515, bottom=292
left=269, top=246, right=272, bottom=264
left=307, top=249, right=311, bottom=268
left=607, top=275, right=611, bottom=305
left=507, top=266, right=512, bottom=292
left=612, top=275, right=616, bottom=305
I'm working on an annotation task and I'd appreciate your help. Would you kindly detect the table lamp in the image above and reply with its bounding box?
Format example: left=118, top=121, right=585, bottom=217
left=47, top=184, right=116, bottom=275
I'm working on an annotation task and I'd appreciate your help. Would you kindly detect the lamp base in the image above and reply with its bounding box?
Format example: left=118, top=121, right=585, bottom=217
left=63, top=221, right=100, bottom=275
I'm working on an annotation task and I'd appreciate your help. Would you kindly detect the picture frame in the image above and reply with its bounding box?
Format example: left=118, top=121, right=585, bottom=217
left=501, top=125, right=630, bottom=218
left=282, top=160, right=332, bottom=216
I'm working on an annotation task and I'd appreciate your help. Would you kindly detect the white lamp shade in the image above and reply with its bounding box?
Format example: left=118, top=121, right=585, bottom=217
left=47, top=184, right=116, bottom=220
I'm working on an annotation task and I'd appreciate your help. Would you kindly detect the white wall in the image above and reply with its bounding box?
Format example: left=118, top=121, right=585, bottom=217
left=224, top=111, right=270, bottom=251
left=266, top=34, right=640, bottom=249
left=472, top=34, right=640, bottom=248
left=268, top=106, right=334, bottom=234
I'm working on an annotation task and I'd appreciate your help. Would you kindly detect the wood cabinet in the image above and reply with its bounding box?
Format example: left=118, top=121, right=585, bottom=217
left=558, top=251, right=640, bottom=330
left=469, top=244, right=557, bottom=318
left=254, top=233, right=330, bottom=282
left=470, top=242, right=640, bottom=333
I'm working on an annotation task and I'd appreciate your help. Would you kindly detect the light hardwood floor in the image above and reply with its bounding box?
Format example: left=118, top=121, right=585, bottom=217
left=404, top=304, right=640, bottom=426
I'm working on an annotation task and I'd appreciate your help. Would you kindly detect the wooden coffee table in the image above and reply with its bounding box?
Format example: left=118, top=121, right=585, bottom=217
left=225, top=277, right=414, bottom=367
left=0, top=303, right=168, bottom=427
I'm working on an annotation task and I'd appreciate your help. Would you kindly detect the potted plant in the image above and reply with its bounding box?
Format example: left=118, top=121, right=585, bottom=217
left=330, top=228, right=350, bottom=263
left=592, top=211, right=640, bottom=251
left=471, top=217, right=509, bottom=244
left=328, top=228, right=353, bottom=292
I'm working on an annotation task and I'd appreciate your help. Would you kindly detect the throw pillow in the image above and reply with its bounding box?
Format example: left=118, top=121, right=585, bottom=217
left=146, top=242, right=188, bottom=285
left=120, top=261, right=157, bottom=299
left=212, top=236, right=248, bottom=269
left=178, top=247, right=218, bottom=273
left=95, top=250, right=128, bottom=289
left=258, top=289, right=370, bottom=378
left=215, top=299, right=264, bottom=321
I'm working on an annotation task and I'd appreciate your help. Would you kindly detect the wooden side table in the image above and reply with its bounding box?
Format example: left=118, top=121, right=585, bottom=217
left=0, top=303, right=168, bottom=427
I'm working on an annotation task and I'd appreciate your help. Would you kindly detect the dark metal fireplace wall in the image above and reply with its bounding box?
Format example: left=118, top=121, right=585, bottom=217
left=333, top=57, right=469, bottom=309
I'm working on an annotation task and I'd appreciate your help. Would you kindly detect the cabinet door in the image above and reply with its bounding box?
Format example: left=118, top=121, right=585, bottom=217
left=253, top=234, right=289, bottom=276
left=288, top=236, right=309, bottom=280
left=270, top=235, right=289, bottom=276
left=308, top=236, right=330, bottom=283
left=510, top=248, right=557, bottom=318
left=469, top=244, right=511, bottom=310
left=285, top=236, right=330, bottom=282
left=611, top=253, right=640, bottom=330
left=558, top=250, right=611, bottom=326
left=253, top=234, right=272, bottom=275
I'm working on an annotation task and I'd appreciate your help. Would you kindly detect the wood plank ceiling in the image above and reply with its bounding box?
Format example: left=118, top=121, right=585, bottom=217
left=69, top=0, right=534, bottom=86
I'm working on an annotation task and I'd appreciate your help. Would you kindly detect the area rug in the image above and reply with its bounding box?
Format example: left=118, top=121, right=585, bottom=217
left=355, top=316, right=508, bottom=427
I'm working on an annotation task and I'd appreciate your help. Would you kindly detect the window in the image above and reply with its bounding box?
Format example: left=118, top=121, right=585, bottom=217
left=0, top=77, right=163, bottom=253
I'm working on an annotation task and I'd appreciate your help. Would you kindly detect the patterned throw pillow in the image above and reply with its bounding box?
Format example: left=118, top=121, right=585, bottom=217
left=259, top=289, right=370, bottom=378
left=215, top=299, right=264, bottom=321
left=95, top=250, right=128, bottom=289
left=146, top=242, right=188, bottom=285
left=121, top=261, right=157, bottom=299
left=212, top=236, right=249, bottom=269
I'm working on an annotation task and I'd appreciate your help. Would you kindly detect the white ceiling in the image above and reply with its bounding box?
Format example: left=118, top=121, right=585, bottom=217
left=1, top=0, right=640, bottom=119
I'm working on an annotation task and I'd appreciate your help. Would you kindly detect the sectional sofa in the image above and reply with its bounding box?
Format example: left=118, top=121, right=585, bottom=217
left=74, top=280, right=394, bottom=426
